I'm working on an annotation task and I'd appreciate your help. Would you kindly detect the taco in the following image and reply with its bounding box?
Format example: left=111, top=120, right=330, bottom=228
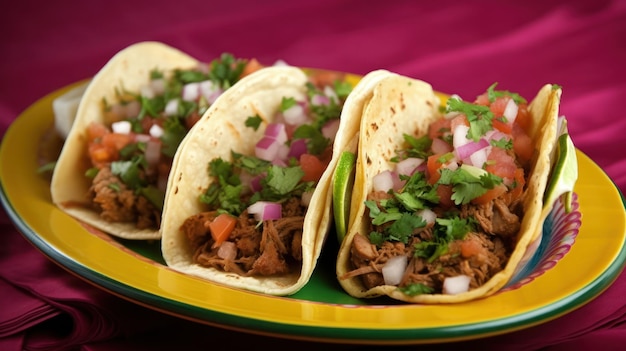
left=335, top=72, right=566, bottom=303
left=50, top=41, right=261, bottom=240
left=160, top=65, right=356, bottom=295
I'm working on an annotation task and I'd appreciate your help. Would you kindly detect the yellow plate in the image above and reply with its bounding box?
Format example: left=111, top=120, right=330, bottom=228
left=1, top=81, right=625, bottom=345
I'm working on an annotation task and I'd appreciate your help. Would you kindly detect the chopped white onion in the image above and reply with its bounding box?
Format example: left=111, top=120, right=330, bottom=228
left=164, top=99, right=179, bottom=116
left=111, top=121, right=132, bottom=134
left=323, top=85, right=338, bottom=102
left=502, top=98, right=518, bottom=124
left=382, top=255, right=408, bottom=286
left=395, top=157, right=424, bottom=176
left=134, top=134, right=151, bottom=143
left=442, top=275, right=472, bottom=295
left=417, top=208, right=437, bottom=226
left=372, top=170, right=395, bottom=193
left=182, top=82, right=200, bottom=101
left=311, top=94, right=330, bottom=106
left=468, top=146, right=491, bottom=168
left=149, top=124, right=164, bottom=138
left=282, top=103, right=308, bottom=126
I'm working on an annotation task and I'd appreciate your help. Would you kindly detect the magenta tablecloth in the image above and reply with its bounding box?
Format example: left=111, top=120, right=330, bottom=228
left=1, top=1, right=625, bottom=350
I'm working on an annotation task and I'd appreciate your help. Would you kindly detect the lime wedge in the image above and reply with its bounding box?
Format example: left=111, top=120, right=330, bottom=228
left=543, top=131, right=578, bottom=213
left=333, top=151, right=356, bottom=242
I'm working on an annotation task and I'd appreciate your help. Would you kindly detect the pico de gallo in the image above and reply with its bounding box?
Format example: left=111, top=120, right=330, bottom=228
left=180, top=75, right=353, bottom=277
left=85, top=54, right=263, bottom=230
left=342, top=83, right=543, bottom=296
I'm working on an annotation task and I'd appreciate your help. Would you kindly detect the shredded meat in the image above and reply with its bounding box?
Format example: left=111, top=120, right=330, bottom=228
left=182, top=196, right=307, bottom=277
left=89, top=167, right=160, bottom=229
left=342, top=185, right=525, bottom=294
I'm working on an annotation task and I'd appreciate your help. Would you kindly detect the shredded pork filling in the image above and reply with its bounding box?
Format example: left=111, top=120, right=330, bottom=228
left=181, top=196, right=306, bottom=276
left=345, top=188, right=525, bottom=293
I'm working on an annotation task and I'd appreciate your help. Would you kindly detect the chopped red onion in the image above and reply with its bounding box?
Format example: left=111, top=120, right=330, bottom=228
left=255, top=136, right=281, bottom=161
left=455, top=138, right=489, bottom=161
left=282, top=103, right=308, bottom=126
left=247, top=201, right=282, bottom=221
left=288, top=138, right=308, bottom=159
left=372, top=170, right=395, bottom=193
left=321, top=119, right=340, bottom=140
left=395, top=157, right=424, bottom=176
left=264, top=123, right=288, bottom=144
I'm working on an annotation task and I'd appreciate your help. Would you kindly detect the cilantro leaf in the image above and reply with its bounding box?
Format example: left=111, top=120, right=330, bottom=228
left=437, top=167, right=503, bottom=205
left=398, top=283, right=435, bottom=296
left=446, top=99, right=493, bottom=141
left=486, top=82, right=527, bottom=104
left=245, top=115, right=263, bottom=131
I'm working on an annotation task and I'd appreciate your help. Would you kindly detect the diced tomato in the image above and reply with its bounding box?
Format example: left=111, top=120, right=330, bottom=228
left=240, top=58, right=264, bottom=78
left=508, top=168, right=526, bottom=200
left=450, top=114, right=469, bottom=132
left=308, top=69, right=345, bottom=88
left=471, top=184, right=508, bottom=205
left=436, top=184, right=454, bottom=209
left=209, top=213, right=238, bottom=247
left=88, top=143, right=117, bottom=166
left=474, top=92, right=490, bottom=106
left=485, top=147, right=517, bottom=181
left=460, top=238, right=483, bottom=258
left=101, top=132, right=133, bottom=151
left=428, top=118, right=451, bottom=140
left=514, top=104, right=531, bottom=132
left=492, top=118, right=512, bottom=134
left=427, top=154, right=446, bottom=184
left=512, top=124, right=534, bottom=164
left=489, top=96, right=511, bottom=117
left=185, top=111, right=202, bottom=130
left=86, top=122, right=110, bottom=142
left=299, top=153, right=326, bottom=182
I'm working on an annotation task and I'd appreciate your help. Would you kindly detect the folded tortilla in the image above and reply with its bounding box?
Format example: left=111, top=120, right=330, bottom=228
left=51, top=41, right=199, bottom=240
left=160, top=66, right=358, bottom=295
left=335, top=72, right=563, bottom=303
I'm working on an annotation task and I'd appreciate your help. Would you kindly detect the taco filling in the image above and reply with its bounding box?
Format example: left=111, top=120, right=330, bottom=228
left=179, top=75, right=353, bottom=276
left=341, top=83, right=543, bottom=296
left=84, top=54, right=260, bottom=230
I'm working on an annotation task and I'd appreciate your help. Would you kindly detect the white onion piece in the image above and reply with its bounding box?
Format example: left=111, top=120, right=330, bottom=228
left=323, top=85, right=338, bottom=102
left=247, top=201, right=282, bottom=221
left=111, top=121, right=132, bottom=134
left=273, top=59, right=289, bottom=66
left=382, top=255, right=408, bottom=286
left=372, top=170, right=395, bottom=193
left=452, top=124, right=471, bottom=150
left=443, top=275, right=472, bottom=295
left=396, top=157, right=424, bottom=176
left=182, top=82, right=200, bottom=101
left=164, top=99, right=179, bottom=116
left=217, top=241, right=237, bottom=260
left=149, top=124, right=164, bottom=138
left=199, top=80, right=223, bottom=104
left=502, top=98, right=518, bottom=124
left=282, top=103, right=308, bottom=125
left=417, top=208, right=437, bottom=226
left=468, top=146, right=491, bottom=168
